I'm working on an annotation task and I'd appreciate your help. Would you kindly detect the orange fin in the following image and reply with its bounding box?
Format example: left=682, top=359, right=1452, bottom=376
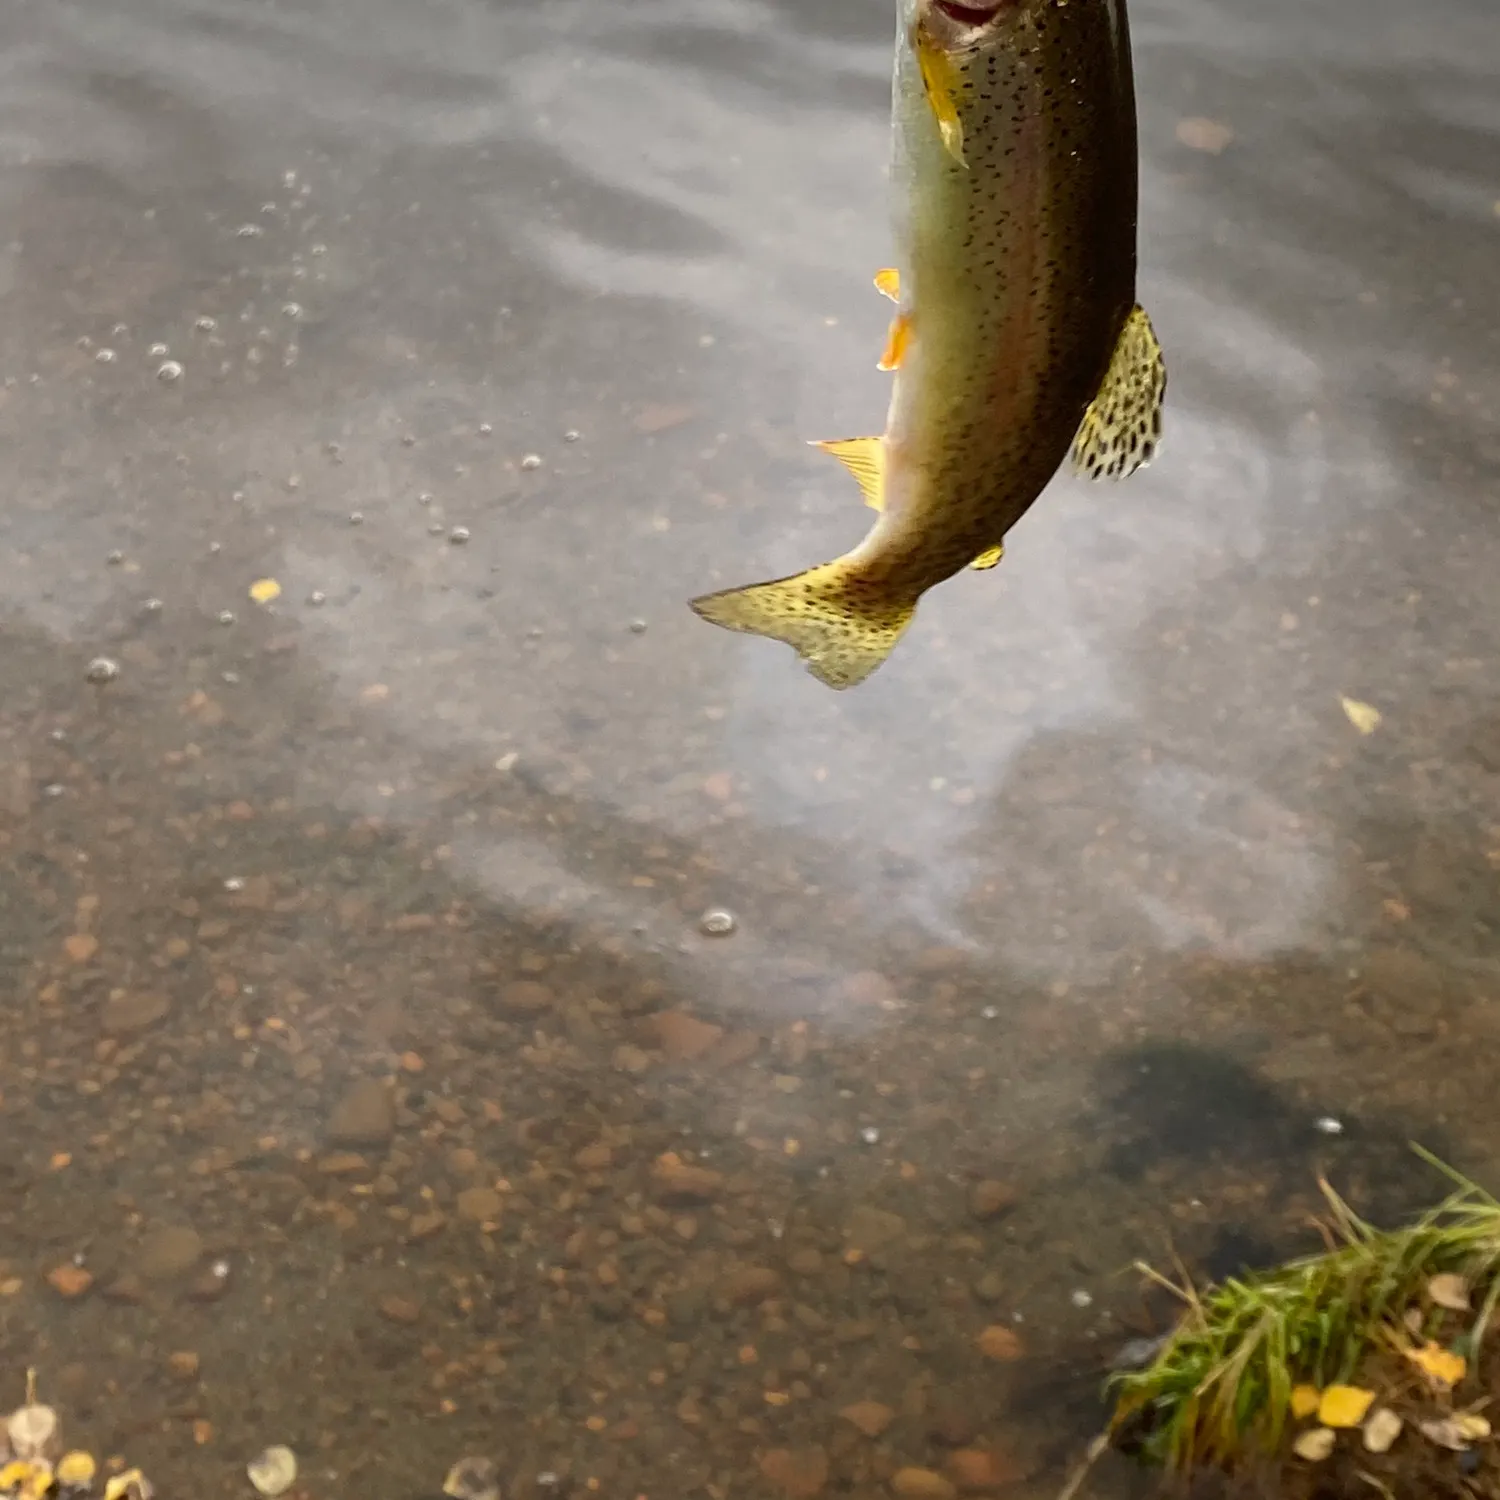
left=970, top=544, right=1004, bottom=571
left=878, top=313, right=912, bottom=372
left=874, top=267, right=900, bottom=302
left=811, top=437, right=885, bottom=511
left=915, top=25, right=967, bottom=167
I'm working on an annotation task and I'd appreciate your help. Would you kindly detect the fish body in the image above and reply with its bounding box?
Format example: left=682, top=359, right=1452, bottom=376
left=691, top=0, right=1165, bottom=689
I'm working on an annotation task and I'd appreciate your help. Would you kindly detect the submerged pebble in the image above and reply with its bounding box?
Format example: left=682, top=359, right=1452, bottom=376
left=85, top=657, right=119, bottom=685
left=246, top=1445, right=297, bottom=1497
left=699, top=908, right=737, bottom=936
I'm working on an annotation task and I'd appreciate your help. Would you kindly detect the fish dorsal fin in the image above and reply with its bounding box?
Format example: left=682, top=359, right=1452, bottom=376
left=1070, top=305, right=1167, bottom=481
left=874, top=268, right=900, bottom=302
left=970, top=544, right=1004, bottom=571
left=914, top=25, right=968, bottom=167
left=878, top=313, right=912, bottom=372
left=811, top=437, right=885, bottom=511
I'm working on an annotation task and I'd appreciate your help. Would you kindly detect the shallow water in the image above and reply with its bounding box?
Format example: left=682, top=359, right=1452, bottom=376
left=0, top=0, right=1496, bottom=1494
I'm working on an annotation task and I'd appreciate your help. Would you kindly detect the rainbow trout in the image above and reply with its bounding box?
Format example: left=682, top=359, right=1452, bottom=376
left=691, top=0, right=1165, bottom=689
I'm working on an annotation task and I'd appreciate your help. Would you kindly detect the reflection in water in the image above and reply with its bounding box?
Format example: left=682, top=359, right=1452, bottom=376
left=0, top=0, right=1496, bottom=1494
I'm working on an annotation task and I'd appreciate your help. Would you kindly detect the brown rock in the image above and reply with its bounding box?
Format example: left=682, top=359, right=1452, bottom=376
left=840, top=1401, right=895, bottom=1438
left=968, top=1180, right=1018, bottom=1222
left=101, top=990, right=171, bottom=1035
left=135, top=1225, right=203, bottom=1281
left=946, top=1448, right=1026, bottom=1492
left=716, top=1266, right=781, bottom=1305
left=497, top=980, right=554, bottom=1016
left=891, top=1468, right=957, bottom=1499
left=928, top=1405, right=978, bottom=1447
left=407, top=1210, right=448, bottom=1240
left=378, top=1294, right=422, bottom=1325
left=648, top=1011, right=725, bottom=1061
left=651, top=1158, right=724, bottom=1204
left=843, top=1205, right=907, bottom=1252
left=326, top=1078, right=395, bottom=1148
left=167, top=1351, right=200, bottom=1382
left=46, top=1264, right=93, bottom=1299
left=63, top=933, right=99, bottom=965
left=759, top=1447, right=829, bottom=1499
left=976, top=1325, right=1025, bottom=1361
left=787, top=1248, right=823, bottom=1276
left=317, top=1152, right=369, bottom=1176
left=456, top=1186, right=503, bottom=1223
left=102, top=1274, right=145, bottom=1304
left=574, top=1142, right=613, bottom=1171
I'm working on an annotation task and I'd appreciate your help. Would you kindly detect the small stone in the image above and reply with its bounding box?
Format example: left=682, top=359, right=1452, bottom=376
left=317, top=1152, right=369, bottom=1176
left=135, top=1225, right=203, bottom=1281
left=326, top=1078, right=395, bottom=1148
left=47, top=1264, right=94, bottom=1299
left=574, top=1142, right=613, bottom=1171
left=1362, top=1408, right=1403, bottom=1454
left=520, top=454, right=543, bottom=470
left=649, top=1011, right=725, bottom=1061
left=378, top=1294, right=422, bottom=1325
left=167, top=1351, right=200, bottom=1381
left=101, top=990, right=171, bottom=1035
left=973, top=1272, right=1005, bottom=1304
left=968, top=1180, right=1018, bottom=1221
left=698, top=908, right=737, bottom=936
left=497, top=980, right=554, bottom=1016
left=758, top=1447, right=829, bottom=1499
left=63, top=934, right=99, bottom=965
left=715, top=1266, right=781, bottom=1306
left=891, top=1468, right=957, bottom=1499
left=444, top=1456, right=500, bottom=1500
left=946, top=1448, right=1025, bottom=1492
left=976, top=1324, right=1025, bottom=1361
left=843, top=1205, right=907, bottom=1252
left=840, top=1401, right=895, bottom=1438
left=456, top=1186, right=502, bottom=1223
left=651, top=1158, right=724, bottom=1203
left=1293, top=1427, right=1336, bottom=1463
left=247, top=1444, right=297, bottom=1497
left=85, top=657, right=120, bottom=685
left=787, top=1248, right=823, bottom=1276
left=408, top=1210, right=448, bottom=1240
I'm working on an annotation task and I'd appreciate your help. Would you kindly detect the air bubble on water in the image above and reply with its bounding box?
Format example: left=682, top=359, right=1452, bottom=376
left=85, top=657, right=120, bottom=684
left=283, top=346, right=298, bottom=367
left=282, top=170, right=297, bottom=187
left=307, top=590, right=326, bottom=606
left=260, top=202, right=277, bottom=215
left=427, top=523, right=445, bottom=535
left=563, top=429, right=581, bottom=443
left=1314, top=1116, right=1344, bottom=1136
left=223, top=877, right=245, bottom=892
left=106, top=550, right=124, bottom=566
left=348, top=511, right=364, bottom=526
left=448, top=526, right=471, bottom=545
left=310, top=243, right=327, bottom=256
left=157, top=360, right=183, bottom=382
left=76, top=336, right=92, bottom=350
left=49, top=729, right=67, bottom=743
left=149, top=343, right=170, bottom=358
left=222, top=671, right=240, bottom=685
left=1071, top=1289, right=1094, bottom=1309
left=94, top=348, right=116, bottom=364
left=247, top=346, right=263, bottom=365
left=143, top=598, right=163, bottom=614
left=520, top=454, right=542, bottom=471
left=286, top=475, right=301, bottom=491
left=980, top=1005, right=999, bottom=1020
left=698, top=908, right=737, bottom=937
left=629, top=619, right=647, bottom=634
left=208, top=541, right=222, bottom=555
left=237, top=224, right=263, bottom=239
left=859, top=1126, right=881, bottom=1146
left=282, top=303, right=302, bottom=319
left=217, top=610, right=235, bottom=626
left=231, top=490, right=246, bottom=503
left=44, top=783, right=65, bottom=799
left=417, top=492, right=434, bottom=506
left=112, top=323, right=128, bottom=337
left=195, top=316, right=217, bottom=332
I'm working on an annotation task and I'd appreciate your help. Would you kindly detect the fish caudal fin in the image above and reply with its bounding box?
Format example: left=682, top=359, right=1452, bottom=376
left=690, top=562, right=916, bottom=690
left=1070, top=305, right=1167, bottom=481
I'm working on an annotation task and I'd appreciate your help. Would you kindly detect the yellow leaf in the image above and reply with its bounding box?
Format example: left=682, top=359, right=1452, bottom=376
left=1293, top=1427, right=1335, bottom=1462
left=249, top=577, right=282, bottom=604
left=1457, top=1413, right=1492, bottom=1441
left=1340, top=696, right=1381, bottom=734
left=1407, top=1340, right=1466, bottom=1388
left=1290, top=1385, right=1322, bottom=1419
left=1319, top=1385, right=1376, bottom=1429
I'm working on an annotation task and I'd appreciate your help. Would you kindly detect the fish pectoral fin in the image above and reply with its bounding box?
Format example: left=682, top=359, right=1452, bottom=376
left=1070, top=305, right=1167, bottom=482
left=914, top=26, right=967, bottom=167
left=811, top=436, right=885, bottom=511
left=874, top=267, right=900, bottom=302
left=970, top=544, right=1004, bottom=571
left=878, top=313, right=913, bottom=371
left=690, top=562, right=917, bottom=690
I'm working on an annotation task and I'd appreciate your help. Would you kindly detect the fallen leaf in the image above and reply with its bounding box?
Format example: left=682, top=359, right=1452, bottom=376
left=249, top=578, right=281, bottom=604
left=1427, top=1273, right=1470, bottom=1311
left=1319, top=1385, right=1376, bottom=1429
left=1290, top=1385, right=1322, bottom=1419
left=1407, top=1340, right=1466, bottom=1389
left=1457, top=1413, right=1492, bottom=1441
left=1293, top=1427, right=1336, bottom=1462
left=1176, top=117, right=1235, bottom=154
left=976, top=1325, right=1025, bottom=1361
left=1340, top=696, right=1382, bottom=735
left=1419, top=1416, right=1472, bottom=1451
left=1363, top=1408, right=1403, bottom=1454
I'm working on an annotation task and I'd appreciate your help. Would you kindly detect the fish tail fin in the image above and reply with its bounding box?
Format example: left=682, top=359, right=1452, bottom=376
left=689, top=560, right=917, bottom=690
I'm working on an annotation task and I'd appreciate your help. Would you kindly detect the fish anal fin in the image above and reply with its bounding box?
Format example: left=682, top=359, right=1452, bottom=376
left=878, top=313, right=912, bottom=372
left=914, top=26, right=967, bottom=167
left=690, top=562, right=917, bottom=691
left=1070, top=305, right=1167, bottom=482
left=812, top=436, right=885, bottom=511
left=874, top=267, right=900, bottom=302
left=970, top=544, right=1004, bottom=571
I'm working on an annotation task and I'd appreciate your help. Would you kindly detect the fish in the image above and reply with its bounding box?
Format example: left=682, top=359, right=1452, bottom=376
left=690, top=0, right=1166, bottom=689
